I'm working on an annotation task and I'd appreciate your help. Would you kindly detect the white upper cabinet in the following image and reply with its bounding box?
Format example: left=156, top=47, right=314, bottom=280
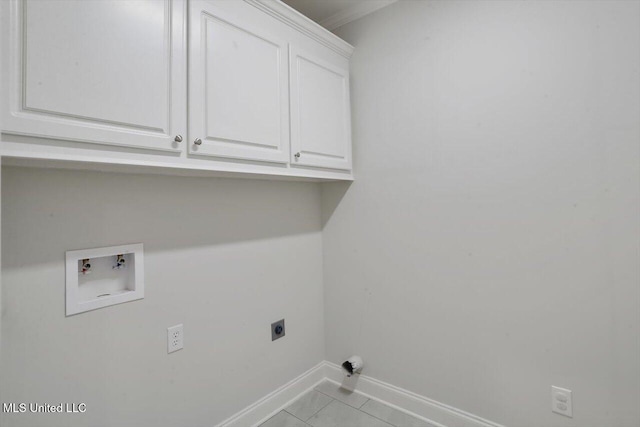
left=1, top=0, right=354, bottom=180
left=189, top=0, right=289, bottom=163
left=289, top=46, right=352, bottom=171
left=1, top=0, right=186, bottom=152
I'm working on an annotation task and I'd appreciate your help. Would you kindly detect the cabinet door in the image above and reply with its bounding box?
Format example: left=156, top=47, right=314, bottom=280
left=188, top=1, right=289, bottom=163
left=289, top=46, right=352, bottom=171
left=1, top=0, right=186, bottom=152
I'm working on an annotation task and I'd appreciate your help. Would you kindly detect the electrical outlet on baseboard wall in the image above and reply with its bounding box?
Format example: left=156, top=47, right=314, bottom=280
left=271, top=319, right=285, bottom=341
left=167, top=324, right=184, bottom=354
left=552, top=386, right=573, bottom=417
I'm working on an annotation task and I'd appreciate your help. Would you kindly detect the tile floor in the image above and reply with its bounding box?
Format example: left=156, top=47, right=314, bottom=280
left=258, top=380, right=436, bottom=427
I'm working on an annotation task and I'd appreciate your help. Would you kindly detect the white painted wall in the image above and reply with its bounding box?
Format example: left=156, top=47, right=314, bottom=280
left=325, top=1, right=640, bottom=426
left=0, top=160, right=2, bottom=397
left=0, top=167, right=325, bottom=427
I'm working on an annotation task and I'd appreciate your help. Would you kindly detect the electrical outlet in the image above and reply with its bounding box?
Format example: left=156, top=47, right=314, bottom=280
left=551, top=386, right=572, bottom=417
left=271, top=319, right=285, bottom=341
left=167, top=324, right=184, bottom=354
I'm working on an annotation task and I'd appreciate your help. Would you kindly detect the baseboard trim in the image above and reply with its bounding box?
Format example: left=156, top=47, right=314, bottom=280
left=323, top=362, right=504, bottom=427
left=214, top=361, right=326, bottom=427
left=215, top=360, right=504, bottom=427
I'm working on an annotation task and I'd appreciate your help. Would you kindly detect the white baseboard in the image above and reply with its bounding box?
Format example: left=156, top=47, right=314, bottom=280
left=323, top=361, right=504, bottom=427
left=214, top=361, right=326, bottom=427
left=215, top=360, right=504, bottom=427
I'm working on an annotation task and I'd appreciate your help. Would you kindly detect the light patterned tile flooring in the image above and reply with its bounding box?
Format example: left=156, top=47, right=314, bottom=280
left=258, top=381, right=436, bottom=427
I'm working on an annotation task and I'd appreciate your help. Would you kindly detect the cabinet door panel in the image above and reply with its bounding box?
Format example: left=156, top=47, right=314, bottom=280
left=189, top=1, right=289, bottom=163
left=1, top=0, right=186, bottom=152
left=290, top=46, right=352, bottom=171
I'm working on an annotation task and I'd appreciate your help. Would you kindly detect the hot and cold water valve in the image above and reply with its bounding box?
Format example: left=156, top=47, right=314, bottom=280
left=80, top=259, right=92, bottom=275
left=79, top=255, right=126, bottom=274
left=113, top=254, right=126, bottom=270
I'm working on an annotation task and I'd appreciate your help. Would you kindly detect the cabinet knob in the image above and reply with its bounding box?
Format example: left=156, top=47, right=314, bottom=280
left=194, top=138, right=202, bottom=146
left=294, top=152, right=301, bottom=159
left=174, top=135, right=183, bottom=143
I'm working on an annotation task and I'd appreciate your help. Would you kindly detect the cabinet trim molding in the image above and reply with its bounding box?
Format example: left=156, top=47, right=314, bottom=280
left=244, top=0, right=354, bottom=59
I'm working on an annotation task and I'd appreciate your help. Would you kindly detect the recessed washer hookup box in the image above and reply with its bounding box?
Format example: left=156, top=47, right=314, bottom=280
left=65, top=243, right=144, bottom=316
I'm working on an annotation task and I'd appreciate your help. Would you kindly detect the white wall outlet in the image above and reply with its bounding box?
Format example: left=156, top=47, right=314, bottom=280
left=552, top=386, right=573, bottom=417
left=167, top=324, right=184, bottom=354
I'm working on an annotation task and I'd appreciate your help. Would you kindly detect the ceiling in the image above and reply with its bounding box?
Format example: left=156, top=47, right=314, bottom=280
left=282, top=0, right=397, bottom=31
